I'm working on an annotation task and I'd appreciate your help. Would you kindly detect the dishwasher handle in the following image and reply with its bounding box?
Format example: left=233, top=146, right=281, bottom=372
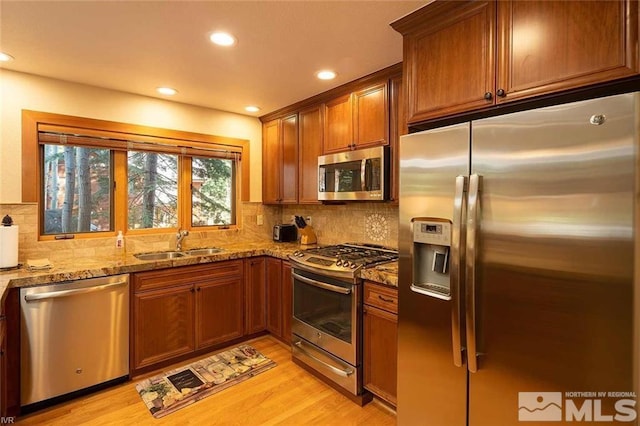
left=24, top=280, right=128, bottom=302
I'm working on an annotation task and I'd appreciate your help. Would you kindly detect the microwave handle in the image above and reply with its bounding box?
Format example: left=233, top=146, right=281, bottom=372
left=363, top=159, right=372, bottom=191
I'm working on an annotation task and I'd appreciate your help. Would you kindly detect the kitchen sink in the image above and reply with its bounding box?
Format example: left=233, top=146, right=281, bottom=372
left=134, top=251, right=187, bottom=261
left=183, top=247, right=223, bottom=256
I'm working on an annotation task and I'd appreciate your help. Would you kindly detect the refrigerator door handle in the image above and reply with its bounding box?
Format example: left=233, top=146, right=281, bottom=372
left=466, top=173, right=481, bottom=373
left=451, top=175, right=467, bottom=367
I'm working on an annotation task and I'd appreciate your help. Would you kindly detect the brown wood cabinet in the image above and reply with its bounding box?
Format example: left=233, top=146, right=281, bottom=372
left=0, top=311, right=5, bottom=417
left=134, top=283, right=195, bottom=369
left=281, top=261, right=293, bottom=344
left=262, top=114, right=298, bottom=204
left=389, top=74, right=405, bottom=203
left=266, top=257, right=282, bottom=337
left=132, top=261, right=244, bottom=374
left=392, top=0, right=639, bottom=124
left=298, top=105, right=323, bottom=204
left=196, top=276, right=244, bottom=348
left=244, top=257, right=267, bottom=334
left=323, top=83, right=389, bottom=154
left=265, top=258, right=293, bottom=344
left=363, top=281, right=398, bottom=406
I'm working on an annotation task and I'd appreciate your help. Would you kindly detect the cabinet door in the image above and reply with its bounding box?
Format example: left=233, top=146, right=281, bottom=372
left=196, top=276, right=244, bottom=349
left=265, top=258, right=283, bottom=337
left=245, top=257, right=266, bottom=334
left=280, top=114, right=299, bottom=204
left=389, top=75, right=404, bottom=203
left=262, top=119, right=281, bottom=204
left=0, top=314, right=5, bottom=417
left=323, top=93, right=353, bottom=153
left=402, top=1, right=495, bottom=123
left=353, top=83, right=388, bottom=148
left=133, top=284, right=195, bottom=370
left=298, top=105, right=323, bottom=204
left=281, top=261, right=293, bottom=344
left=363, top=304, right=398, bottom=406
left=497, top=0, right=639, bottom=103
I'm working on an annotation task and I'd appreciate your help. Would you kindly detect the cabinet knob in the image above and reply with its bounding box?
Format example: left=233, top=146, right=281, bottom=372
left=483, top=92, right=492, bottom=101
left=496, top=88, right=506, bottom=97
left=190, top=287, right=195, bottom=293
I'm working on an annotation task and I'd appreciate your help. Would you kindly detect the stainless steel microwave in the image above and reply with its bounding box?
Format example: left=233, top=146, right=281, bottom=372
left=318, top=146, right=389, bottom=201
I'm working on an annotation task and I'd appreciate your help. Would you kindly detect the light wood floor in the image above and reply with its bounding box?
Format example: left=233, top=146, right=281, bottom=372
left=17, top=336, right=397, bottom=425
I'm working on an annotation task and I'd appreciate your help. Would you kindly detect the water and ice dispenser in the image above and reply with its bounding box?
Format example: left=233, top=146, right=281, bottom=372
left=411, top=218, right=452, bottom=300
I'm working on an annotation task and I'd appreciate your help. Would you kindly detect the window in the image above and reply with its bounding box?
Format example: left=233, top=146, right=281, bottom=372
left=127, top=151, right=178, bottom=229
left=42, top=144, right=112, bottom=235
left=24, top=111, right=250, bottom=239
left=191, top=157, right=235, bottom=227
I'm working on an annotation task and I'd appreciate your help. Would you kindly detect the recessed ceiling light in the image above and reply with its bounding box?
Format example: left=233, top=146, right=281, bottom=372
left=0, top=52, right=15, bottom=62
left=210, top=32, right=236, bottom=47
left=316, top=70, right=337, bottom=80
left=245, top=106, right=261, bottom=113
left=156, top=87, right=177, bottom=96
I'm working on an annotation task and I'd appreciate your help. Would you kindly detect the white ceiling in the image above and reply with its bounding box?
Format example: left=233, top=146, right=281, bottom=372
left=0, top=0, right=428, bottom=117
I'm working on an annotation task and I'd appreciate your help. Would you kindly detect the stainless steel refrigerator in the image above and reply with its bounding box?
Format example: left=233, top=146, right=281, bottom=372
left=398, top=92, right=638, bottom=425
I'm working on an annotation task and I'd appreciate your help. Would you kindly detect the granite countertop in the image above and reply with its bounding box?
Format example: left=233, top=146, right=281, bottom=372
left=0, top=241, right=399, bottom=303
left=360, top=261, right=398, bottom=288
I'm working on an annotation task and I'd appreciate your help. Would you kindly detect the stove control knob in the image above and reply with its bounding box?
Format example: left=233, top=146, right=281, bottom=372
left=342, top=261, right=350, bottom=268
left=293, top=251, right=300, bottom=256
left=336, top=260, right=342, bottom=266
left=350, top=264, right=358, bottom=269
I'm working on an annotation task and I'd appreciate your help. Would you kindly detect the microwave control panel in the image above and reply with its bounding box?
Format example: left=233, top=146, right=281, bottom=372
left=412, top=219, right=451, bottom=246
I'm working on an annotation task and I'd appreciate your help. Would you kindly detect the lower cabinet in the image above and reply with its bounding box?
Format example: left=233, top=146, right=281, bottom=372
left=196, top=276, right=244, bottom=348
left=266, top=258, right=293, bottom=344
left=363, top=281, right=398, bottom=406
left=133, top=283, right=196, bottom=370
left=132, top=260, right=244, bottom=374
left=245, top=257, right=267, bottom=335
left=281, top=262, right=292, bottom=344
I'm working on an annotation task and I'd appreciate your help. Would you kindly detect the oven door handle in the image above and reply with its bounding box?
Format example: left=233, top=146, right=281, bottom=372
left=294, top=341, right=354, bottom=377
left=292, top=272, right=352, bottom=295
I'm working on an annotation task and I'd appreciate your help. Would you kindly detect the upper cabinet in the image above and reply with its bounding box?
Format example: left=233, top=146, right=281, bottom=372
left=260, top=63, right=401, bottom=205
left=392, top=0, right=639, bottom=124
left=298, top=105, right=323, bottom=204
left=323, top=82, right=389, bottom=154
left=262, top=114, right=298, bottom=204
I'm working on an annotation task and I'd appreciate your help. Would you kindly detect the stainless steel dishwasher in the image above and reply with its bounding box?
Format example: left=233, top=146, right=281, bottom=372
left=20, top=274, right=129, bottom=408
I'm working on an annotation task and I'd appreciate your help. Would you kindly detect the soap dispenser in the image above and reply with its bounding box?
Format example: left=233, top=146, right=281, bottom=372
left=115, top=231, right=124, bottom=251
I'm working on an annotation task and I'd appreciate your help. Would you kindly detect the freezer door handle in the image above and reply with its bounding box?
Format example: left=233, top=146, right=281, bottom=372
left=451, top=175, right=466, bottom=367
left=466, top=173, right=481, bottom=372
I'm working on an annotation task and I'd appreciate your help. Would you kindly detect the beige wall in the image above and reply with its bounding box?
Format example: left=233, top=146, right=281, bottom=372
left=0, top=69, right=263, bottom=203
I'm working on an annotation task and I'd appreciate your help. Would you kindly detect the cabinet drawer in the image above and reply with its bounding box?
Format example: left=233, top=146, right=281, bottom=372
left=133, top=260, right=243, bottom=292
left=364, top=281, right=398, bottom=314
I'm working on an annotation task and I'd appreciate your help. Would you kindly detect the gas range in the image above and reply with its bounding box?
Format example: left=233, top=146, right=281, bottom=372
left=289, top=243, right=398, bottom=280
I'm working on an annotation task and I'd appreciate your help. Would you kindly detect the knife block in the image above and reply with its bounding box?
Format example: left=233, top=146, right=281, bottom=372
left=299, top=226, right=317, bottom=245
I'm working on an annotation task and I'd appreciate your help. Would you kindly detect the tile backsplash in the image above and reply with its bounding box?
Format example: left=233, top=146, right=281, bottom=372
left=280, top=203, right=398, bottom=248
left=0, top=201, right=399, bottom=263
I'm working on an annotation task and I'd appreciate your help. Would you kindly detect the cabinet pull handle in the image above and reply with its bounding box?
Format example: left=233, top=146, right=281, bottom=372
left=496, top=88, right=506, bottom=97
left=483, top=92, right=492, bottom=100
left=378, top=295, right=394, bottom=303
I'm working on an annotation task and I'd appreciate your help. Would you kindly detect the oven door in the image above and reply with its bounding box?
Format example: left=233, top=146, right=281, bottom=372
left=291, top=268, right=360, bottom=366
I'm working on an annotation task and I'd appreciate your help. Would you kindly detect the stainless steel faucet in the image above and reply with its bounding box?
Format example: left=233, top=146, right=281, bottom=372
left=176, top=228, right=189, bottom=251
